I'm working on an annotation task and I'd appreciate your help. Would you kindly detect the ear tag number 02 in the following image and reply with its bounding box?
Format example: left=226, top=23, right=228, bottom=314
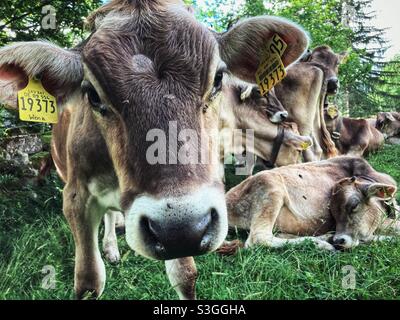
left=18, top=78, right=58, bottom=124
left=256, top=34, right=288, bottom=96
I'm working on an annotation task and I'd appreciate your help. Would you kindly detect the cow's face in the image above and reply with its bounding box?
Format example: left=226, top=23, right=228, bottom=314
left=376, top=112, right=400, bottom=139
left=330, top=177, right=397, bottom=249
left=239, top=85, right=288, bottom=123
left=302, top=46, right=348, bottom=95
left=0, top=1, right=308, bottom=260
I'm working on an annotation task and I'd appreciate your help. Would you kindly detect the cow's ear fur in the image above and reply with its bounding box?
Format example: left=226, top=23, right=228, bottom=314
left=386, top=113, right=396, bottom=122
left=360, top=183, right=397, bottom=200
left=0, top=41, right=83, bottom=110
left=218, top=16, right=309, bottom=83
left=338, top=51, right=349, bottom=64
left=300, top=49, right=312, bottom=62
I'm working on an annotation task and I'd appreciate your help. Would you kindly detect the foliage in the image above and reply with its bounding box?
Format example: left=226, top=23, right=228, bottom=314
left=0, top=0, right=102, bottom=47
left=374, top=55, right=400, bottom=111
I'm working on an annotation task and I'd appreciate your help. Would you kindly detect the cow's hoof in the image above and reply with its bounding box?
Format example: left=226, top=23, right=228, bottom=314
left=76, top=289, right=99, bottom=300
left=216, top=240, right=244, bottom=256
left=104, top=247, right=121, bottom=264
left=315, top=239, right=336, bottom=252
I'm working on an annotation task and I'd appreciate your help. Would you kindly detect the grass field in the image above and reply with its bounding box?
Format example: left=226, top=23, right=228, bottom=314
left=1, top=145, right=400, bottom=300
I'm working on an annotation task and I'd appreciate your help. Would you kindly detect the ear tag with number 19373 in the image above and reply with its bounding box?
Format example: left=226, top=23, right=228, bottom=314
left=18, top=77, right=58, bottom=124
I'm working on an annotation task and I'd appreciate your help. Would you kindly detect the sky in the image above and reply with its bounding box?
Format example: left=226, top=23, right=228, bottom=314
left=371, top=0, right=400, bottom=60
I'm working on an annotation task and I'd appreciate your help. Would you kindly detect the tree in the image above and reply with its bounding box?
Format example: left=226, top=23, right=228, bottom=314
left=0, top=0, right=102, bottom=47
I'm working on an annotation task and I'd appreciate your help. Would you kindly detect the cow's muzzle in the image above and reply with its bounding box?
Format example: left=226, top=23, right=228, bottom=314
left=327, top=77, right=340, bottom=94
left=125, top=185, right=228, bottom=260
left=270, top=111, right=289, bottom=124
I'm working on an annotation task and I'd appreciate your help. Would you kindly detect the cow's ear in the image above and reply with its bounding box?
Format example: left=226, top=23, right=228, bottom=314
left=386, top=113, right=396, bottom=122
left=360, top=183, right=397, bottom=200
left=239, top=85, right=261, bottom=102
left=300, top=49, right=312, bottom=62
left=0, top=41, right=83, bottom=110
left=338, top=51, right=349, bottom=64
left=218, top=16, right=309, bottom=83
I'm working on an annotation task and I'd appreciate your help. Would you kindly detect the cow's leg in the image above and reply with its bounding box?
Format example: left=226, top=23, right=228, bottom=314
left=165, top=257, right=197, bottom=300
left=114, top=211, right=125, bottom=232
left=303, top=136, right=321, bottom=162
left=63, top=183, right=106, bottom=299
left=246, top=195, right=334, bottom=251
left=102, top=210, right=121, bottom=264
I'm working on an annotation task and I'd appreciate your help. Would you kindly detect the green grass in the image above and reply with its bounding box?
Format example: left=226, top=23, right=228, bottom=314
left=0, top=146, right=400, bottom=300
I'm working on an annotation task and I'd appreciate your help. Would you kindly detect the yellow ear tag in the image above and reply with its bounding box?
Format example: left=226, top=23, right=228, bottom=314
left=300, top=141, right=312, bottom=151
left=327, top=105, right=338, bottom=119
left=256, top=34, right=288, bottom=96
left=18, top=78, right=58, bottom=124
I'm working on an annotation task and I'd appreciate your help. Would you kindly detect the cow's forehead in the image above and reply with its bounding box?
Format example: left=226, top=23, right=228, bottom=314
left=313, top=47, right=338, bottom=64
left=82, top=8, right=218, bottom=108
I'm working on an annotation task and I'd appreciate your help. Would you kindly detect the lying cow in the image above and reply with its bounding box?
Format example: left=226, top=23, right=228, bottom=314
left=275, top=46, right=348, bottom=161
left=376, top=112, right=400, bottom=145
left=0, top=0, right=309, bottom=299
left=324, top=105, right=384, bottom=157
left=221, top=157, right=398, bottom=252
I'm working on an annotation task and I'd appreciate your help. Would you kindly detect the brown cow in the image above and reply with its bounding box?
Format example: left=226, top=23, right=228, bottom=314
left=219, top=74, right=313, bottom=177
left=274, top=46, right=348, bottom=162
left=376, top=112, right=400, bottom=145
left=221, top=157, right=398, bottom=252
left=99, top=74, right=313, bottom=264
left=0, top=0, right=309, bottom=299
left=324, top=105, right=384, bottom=156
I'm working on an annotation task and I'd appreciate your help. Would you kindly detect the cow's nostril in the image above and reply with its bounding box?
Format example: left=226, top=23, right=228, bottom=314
left=334, top=238, right=346, bottom=245
left=280, top=112, right=288, bottom=120
left=199, top=208, right=218, bottom=251
left=195, top=211, right=212, bottom=234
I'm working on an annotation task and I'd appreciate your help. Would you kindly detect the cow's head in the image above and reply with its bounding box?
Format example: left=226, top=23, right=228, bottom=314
left=376, top=112, right=400, bottom=139
left=0, top=0, right=308, bottom=260
left=301, top=46, right=348, bottom=95
left=239, top=85, right=288, bottom=123
left=330, top=176, right=397, bottom=249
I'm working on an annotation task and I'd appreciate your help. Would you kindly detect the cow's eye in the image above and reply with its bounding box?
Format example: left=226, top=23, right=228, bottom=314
left=214, top=70, right=224, bottom=91
left=347, top=199, right=361, bottom=213
left=82, top=81, right=108, bottom=116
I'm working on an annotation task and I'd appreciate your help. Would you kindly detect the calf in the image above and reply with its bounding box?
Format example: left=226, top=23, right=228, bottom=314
left=376, top=112, right=400, bottom=145
left=0, top=0, right=309, bottom=299
left=274, top=46, right=348, bottom=161
left=222, top=157, right=398, bottom=252
left=219, top=75, right=313, bottom=176
left=324, top=105, right=384, bottom=156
